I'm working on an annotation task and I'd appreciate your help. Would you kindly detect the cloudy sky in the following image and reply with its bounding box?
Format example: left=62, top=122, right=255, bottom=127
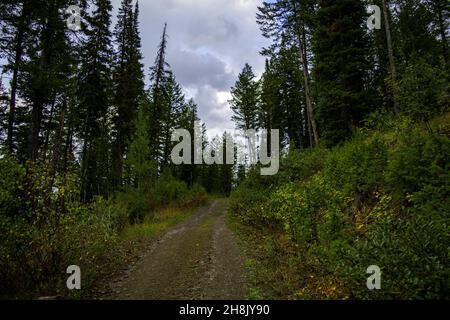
left=111, top=0, right=270, bottom=138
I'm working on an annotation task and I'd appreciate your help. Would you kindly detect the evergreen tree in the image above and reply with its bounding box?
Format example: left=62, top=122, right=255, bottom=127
left=277, top=36, right=309, bottom=149
left=260, top=59, right=285, bottom=149
left=78, top=0, right=113, bottom=201
left=257, top=0, right=319, bottom=145
left=112, top=0, right=145, bottom=188
left=173, top=98, right=200, bottom=186
left=367, top=0, right=399, bottom=114
left=426, top=0, right=449, bottom=65
left=387, top=0, right=449, bottom=118
left=161, top=72, right=186, bottom=167
left=148, top=24, right=170, bottom=168
left=0, top=0, right=32, bottom=154
left=16, top=0, right=77, bottom=161
left=395, top=0, right=442, bottom=65
left=219, top=132, right=234, bottom=196
left=147, top=23, right=189, bottom=173
left=313, top=0, right=370, bottom=146
left=230, top=63, right=259, bottom=132
left=124, top=96, right=155, bottom=189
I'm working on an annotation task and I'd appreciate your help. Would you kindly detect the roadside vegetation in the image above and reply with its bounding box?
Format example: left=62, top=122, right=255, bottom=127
left=1, top=0, right=449, bottom=301
left=0, top=168, right=207, bottom=299
left=0, top=1, right=225, bottom=299
left=230, top=113, right=450, bottom=300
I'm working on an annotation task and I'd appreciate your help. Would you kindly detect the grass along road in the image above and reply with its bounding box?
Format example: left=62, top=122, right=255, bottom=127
left=103, top=200, right=247, bottom=300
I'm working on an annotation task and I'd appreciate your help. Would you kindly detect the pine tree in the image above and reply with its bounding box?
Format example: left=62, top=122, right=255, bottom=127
left=161, top=72, right=186, bottom=167
left=15, top=0, right=76, bottom=161
left=257, top=0, right=319, bottom=145
left=148, top=23, right=171, bottom=169
left=173, top=98, right=199, bottom=186
left=366, top=0, right=398, bottom=114
left=203, top=135, right=221, bottom=194
left=112, top=0, right=145, bottom=188
left=388, top=0, right=448, bottom=118
left=124, top=96, right=155, bottom=190
left=277, top=36, right=309, bottom=149
left=426, top=0, right=449, bottom=65
left=0, top=0, right=32, bottom=154
left=313, top=0, right=370, bottom=146
left=78, top=0, right=113, bottom=201
left=219, top=132, right=233, bottom=196
left=230, top=63, right=259, bottom=132
left=260, top=59, right=285, bottom=149
left=395, top=0, right=442, bottom=65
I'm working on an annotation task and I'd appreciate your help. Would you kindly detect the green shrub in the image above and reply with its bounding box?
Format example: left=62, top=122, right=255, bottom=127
left=150, top=174, right=190, bottom=207
left=393, top=58, right=450, bottom=122
left=0, top=156, right=207, bottom=298
left=113, top=188, right=151, bottom=225
left=280, top=148, right=329, bottom=182
left=0, top=155, right=26, bottom=217
left=0, top=201, right=118, bottom=298
left=230, top=114, right=450, bottom=299
left=324, top=134, right=388, bottom=197
left=385, top=132, right=450, bottom=204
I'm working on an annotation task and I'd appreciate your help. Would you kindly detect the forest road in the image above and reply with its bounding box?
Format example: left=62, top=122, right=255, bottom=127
left=104, top=200, right=247, bottom=300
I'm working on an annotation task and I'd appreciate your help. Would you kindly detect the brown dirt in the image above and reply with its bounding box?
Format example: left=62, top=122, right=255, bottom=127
left=103, top=200, right=247, bottom=300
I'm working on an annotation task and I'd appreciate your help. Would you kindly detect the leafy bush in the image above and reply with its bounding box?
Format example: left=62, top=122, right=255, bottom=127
left=0, top=157, right=207, bottom=298
left=385, top=132, right=450, bottom=204
left=0, top=200, right=118, bottom=298
left=113, top=188, right=151, bottom=225
left=150, top=175, right=190, bottom=207
left=280, top=148, right=329, bottom=182
left=393, top=58, right=450, bottom=122
left=0, top=155, right=26, bottom=217
left=230, top=114, right=450, bottom=299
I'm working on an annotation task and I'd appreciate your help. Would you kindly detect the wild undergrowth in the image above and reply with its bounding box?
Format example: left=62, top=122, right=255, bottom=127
left=230, top=112, right=450, bottom=300
left=0, top=167, right=207, bottom=299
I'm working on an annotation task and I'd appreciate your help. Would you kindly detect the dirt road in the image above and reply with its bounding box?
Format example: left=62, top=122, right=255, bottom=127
left=104, top=200, right=247, bottom=300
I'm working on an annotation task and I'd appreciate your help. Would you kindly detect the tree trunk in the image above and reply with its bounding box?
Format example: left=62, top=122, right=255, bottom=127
left=80, top=116, right=90, bottom=202
left=382, top=0, right=400, bottom=114
left=436, top=2, right=449, bottom=64
left=291, top=0, right=319, bottom=146
left=60, top=121, right=73, bottom=209
left=298, top=28, right=319, bottom=146
left=48, top=101, right=66, bottom=194
left=28, top=97, right=45, bottom=161
left=42, top=97, right=56, bottom=162
left=7, top=4, right=28, bottom=154
left=28, top=3, right=54, bottom=161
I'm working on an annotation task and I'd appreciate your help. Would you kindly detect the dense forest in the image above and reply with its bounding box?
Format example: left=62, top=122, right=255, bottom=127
left=229, top=0, right=449, bottom=299
left=0, top=0, right=449, bottom=299
left=0, top=0, right=234, bottom=297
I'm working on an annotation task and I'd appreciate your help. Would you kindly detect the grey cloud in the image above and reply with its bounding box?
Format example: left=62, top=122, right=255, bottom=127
left=169, top=48, right=234, bottom=91
left=194, top=85, right=234, bottom=132
left=111, top=0, right=270, bottom=132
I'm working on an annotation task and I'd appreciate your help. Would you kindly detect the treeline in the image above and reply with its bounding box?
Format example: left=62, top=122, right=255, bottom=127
left=0, top=0, right=234, bottom=204
left=230, top=0, right=448, bottom=149
left=229, top=0, right=449, bottom=299
left=0, top=0, right=231, bottom=297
